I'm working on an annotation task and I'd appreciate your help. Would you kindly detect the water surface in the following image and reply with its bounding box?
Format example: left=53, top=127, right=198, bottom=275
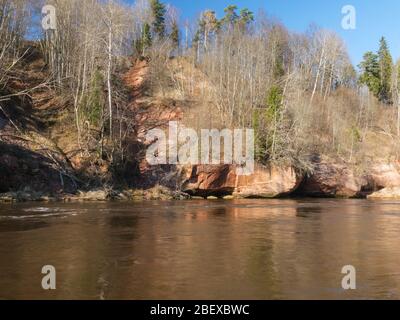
left=1, top=199, right=400, bottom=300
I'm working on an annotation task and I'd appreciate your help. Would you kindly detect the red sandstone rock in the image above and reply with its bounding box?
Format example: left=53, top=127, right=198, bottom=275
left=369, top=162, right=400, bottom=188
left=297, top=157, right=366, bottom=198
left=235, top=166, right=301, bottom=198
left=367, top=187, right=400, bottom=200
left=181, top=164, right=301, bottom=198
left=182, top=165, right=236, bottom=197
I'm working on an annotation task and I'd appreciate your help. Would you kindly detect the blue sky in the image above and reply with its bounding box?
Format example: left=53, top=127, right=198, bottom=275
left=134, top=0, right=400, bottom=66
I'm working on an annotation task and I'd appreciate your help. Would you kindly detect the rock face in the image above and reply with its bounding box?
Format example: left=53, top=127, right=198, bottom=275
left=181, top=164, right=301, bottom=198
left=296, top=157, right=366, bottom=198
left=369, top=162, right=400, bottom=188
left=234, top=166, right=301, bottom=198
left=297, top=157, right=400, bottom=198
left=182, top=165, right=237, bottom=197
left=368, top=187, right=400, bottom=200
left=0, top=142, right=76, bottom=194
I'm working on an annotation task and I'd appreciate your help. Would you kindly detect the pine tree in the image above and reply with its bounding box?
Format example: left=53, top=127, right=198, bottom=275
left=358, top=51, right=380, bottom=98
left=377, top=37, right=393, bottom=103
left=360, top=38, right=394, bottom=103
left=150, top=0, right=166, bottom=38
left=395, top=61, right=400, bottom=135
left=170, top=20, right=180, bottom=50
left=239, top=8, right=254, bottom=30
left=266, top=85, right=283, bottom=119
left=222, top=5, right=239, bottom=27
left=81, top=68, right=104, bottom=128
left=143, top=23, right=152, bottom=50
left=135, top=23, right=152, bottom=56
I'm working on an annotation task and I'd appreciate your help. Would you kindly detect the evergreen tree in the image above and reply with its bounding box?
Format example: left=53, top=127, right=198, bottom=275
left=239, top=8, right=254, bottom=29
left=170, top=19, right=180, bottom=50
left=135, top=23, right=152, bottom=56
left=150, top=0, right=166, bottom=38
left=377, top=37, right=393, bottom=103
left=266, top=85, right=283, bottom=119
left=253, top=85, right=284, bottom=162
left=81, top=68, right=104, bottom=128
left=359, top=37, right=394, bottom=103
left=222, top=5, right=239, bottom=27
left=358, top=51, right=380, bottom=98
left=142, top=23, right=152, bottom=49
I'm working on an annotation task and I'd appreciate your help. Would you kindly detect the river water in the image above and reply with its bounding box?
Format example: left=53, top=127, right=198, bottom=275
left=0, top=199, right=400, bottom=300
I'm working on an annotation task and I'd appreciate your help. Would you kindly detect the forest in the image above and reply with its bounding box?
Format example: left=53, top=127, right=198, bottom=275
left=1, top=0, right=400, bottom=199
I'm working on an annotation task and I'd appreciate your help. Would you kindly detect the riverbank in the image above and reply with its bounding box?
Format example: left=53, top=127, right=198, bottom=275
left=2, top=156, right=400, bottom=203
left=0, top=186, right=191, bottom=203
left=2, top=45, right=400, bottom=203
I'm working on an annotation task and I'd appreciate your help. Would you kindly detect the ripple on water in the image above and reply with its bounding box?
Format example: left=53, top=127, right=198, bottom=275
left=0, top=207, right=79, bottom=220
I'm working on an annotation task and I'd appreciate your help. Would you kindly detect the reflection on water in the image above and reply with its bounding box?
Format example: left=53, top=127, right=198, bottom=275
left=1, top=199, right=400, bottom=300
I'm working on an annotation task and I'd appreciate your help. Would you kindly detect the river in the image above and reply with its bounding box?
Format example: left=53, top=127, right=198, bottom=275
left=0, top=199, right=400, bottom=300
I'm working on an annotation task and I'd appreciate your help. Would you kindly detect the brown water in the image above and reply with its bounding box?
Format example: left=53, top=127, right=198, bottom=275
left=0, top=199, right=400, bottom=300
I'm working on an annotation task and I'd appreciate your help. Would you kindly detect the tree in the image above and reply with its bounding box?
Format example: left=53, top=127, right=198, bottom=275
left=0, top=0, right=30, bottom=95
left=359, top=51, right=380, bottom=97
left=194, top=10, right=219, bottom=54
left=134, top=23, right=152, bottom=56
left=170, top=19, right=179, bottom=50
left=150, top=0, right=166, bottom=38
left=359, top=38, right=394, bottom=103
left=238, top=8, right=254, bottom=30
left=81, top=68, right=104, bottom=127
left=101, top=1, right=132, bottom=140
left=266, top=85, right=283, bottom=159
left=393, top=60, right=400, bottom=135
left=377, top=37, right=393, bottom=103
left=222, top=5, right=239, bottom=27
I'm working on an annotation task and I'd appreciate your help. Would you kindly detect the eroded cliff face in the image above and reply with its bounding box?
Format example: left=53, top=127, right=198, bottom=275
left=295, top=157, right=366, bottom=198
left=181, top=164, right=302, bottom=198
left=0, top=45, right=79, bottom=200
left=125, top=59, right=400, bottom=200
left=287, top=157, right=400, bottom=199
left=368, top=162, right=400, bottom=189
left=179, top=158, right=400, bottom=199
left=234, top=166, right=301, bottom=198
left=0, top=141, right=76, bottom=199
left=181, top=165, right=236, bottom=198
left=2, top=49, right=400, bottom=201
left=364, top=163, right=400, bottom=200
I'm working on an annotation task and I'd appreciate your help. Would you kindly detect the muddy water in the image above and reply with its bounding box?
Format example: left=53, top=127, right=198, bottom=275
left=0, top=199, right=400, bottom=300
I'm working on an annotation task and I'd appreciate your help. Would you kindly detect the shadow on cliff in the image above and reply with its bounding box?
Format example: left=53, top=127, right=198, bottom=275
left=0, top=141, right=76, bottom=194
